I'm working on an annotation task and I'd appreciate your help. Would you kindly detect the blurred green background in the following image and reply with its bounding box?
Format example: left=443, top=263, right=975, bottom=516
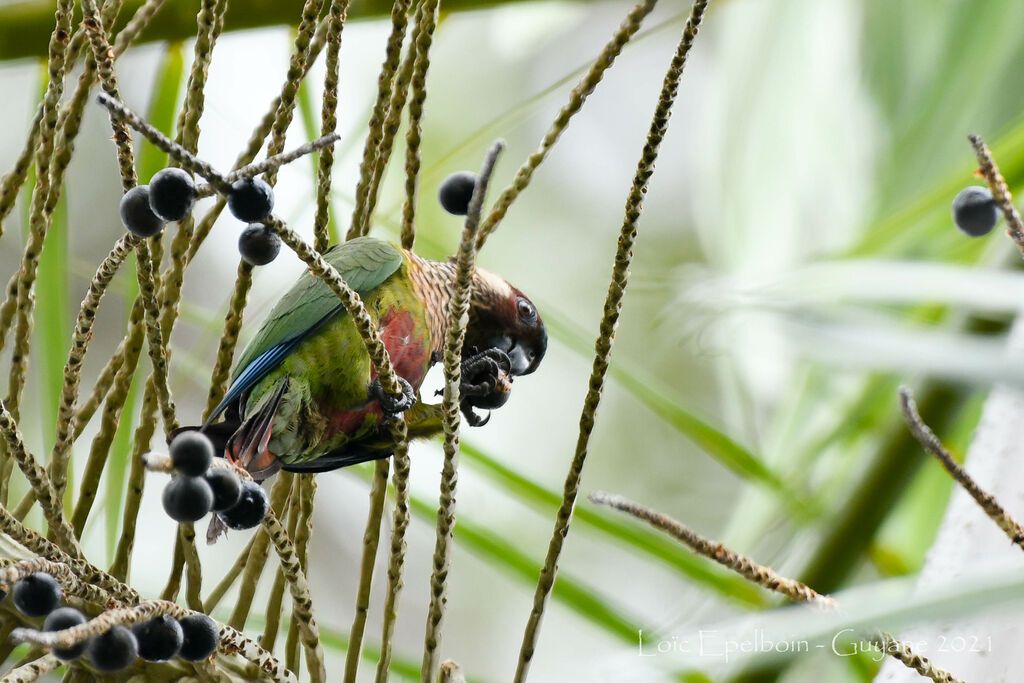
left=2, top=0, right=1024, bottom=680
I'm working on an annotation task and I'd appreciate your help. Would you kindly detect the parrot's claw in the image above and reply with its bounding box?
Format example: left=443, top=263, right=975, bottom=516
left=460, top=403, right=491, bottom=427
left=369, top=376, right=417, bottom=414
left=459, top=348, right=511, bottom=397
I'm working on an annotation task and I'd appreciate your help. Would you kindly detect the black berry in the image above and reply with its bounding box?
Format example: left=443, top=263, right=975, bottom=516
left=178, top=613, right=219, bottom=662
left=217, top=479, right=269, bottom=530
left=169, top=431, right=214, bottom=476
left=238, top=224, right=282, bottom=266
left=205, top=469, right=242, bottom=511
left=227, top=177, right=274, bottom=222
left=148, top=168, right=198, bottom=222
left=44, top=607, right=88, bottom=661
left=952, top=186, right=999, bottom=237
left=119, top=186, right=165, bottom=238
left=12, top=572, right=61, bottom=617
left=438, top=171, right=477, bottom=216
left=133, top=614, right=183, bottom=662
left=87, top=625, right=138, bottom=672
left=162, top=476, right=214, bottom=523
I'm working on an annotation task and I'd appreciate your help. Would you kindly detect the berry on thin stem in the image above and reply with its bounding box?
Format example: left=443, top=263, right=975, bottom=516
left=148, top=168, right=198, bottom=222
left=12, top=572, right=61, bottom=618
left=438, top=171, right=477, bottom=215
left=169, top=431, right=215, bottom=476
left=87, top=625, right=138, bottom=672
left=178, top=613, right=219, bottom=661
left=228, top=177, right=275, bottom=222
left=238, top=223, right=282, bottom=266
left=217, top=479, right=269, bottom=530
left=44, top=607, right=88, bottom=661
left=162, top=476, right=214, bottom=523
left=952, top=185, right=999, bottom=237
left=133, top=614, right=184, bottom=662
left=119, top=186, right=165, bottom=238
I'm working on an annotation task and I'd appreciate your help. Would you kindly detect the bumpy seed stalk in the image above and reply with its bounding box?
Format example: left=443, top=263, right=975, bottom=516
left=513, top=4, right=708, bottom=680
left=399, top=0, right=441, bottom=250
left=347, top=0, right=413, bottom=240
left=420, top=140, right=503, bottom=682
left=203, top=261, right=254, bottom=421
left=967, top=134, right=1024, bottom=254
left=0, top=654, right=59, bottom=683
left=0, top=557, right=115, bottom=607
left=475, top=0, right=659, bottom=250
left=0, top=109, right=42, bottom=235
left=342, top=458, right=390, bottom=683
left=314, top=0, right=351, bottom=251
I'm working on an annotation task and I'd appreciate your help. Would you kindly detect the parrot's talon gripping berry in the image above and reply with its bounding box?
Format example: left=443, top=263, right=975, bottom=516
left=148, top=167, right=198, bottom=222
left=369, top=376, right=417, bottom=414
left=87, top=625, right=138, bottom=672
left=952, top=185, right=999, bottom=237
left=44, top=607, right=89, bottom=661
left=12, top=572, right=62, bottom=617
left=461, top=404, right=491, bottom=427
left=119, top=185, right=166, bottom=238
left=438, top=171, right=477, bottom=215
left=238, top=223, right=282, bottom=265
left=227, top=177, right=275, bottom=223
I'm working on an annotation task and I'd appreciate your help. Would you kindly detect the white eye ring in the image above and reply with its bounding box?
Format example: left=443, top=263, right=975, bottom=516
left=517, top=299, right=535, bottom=320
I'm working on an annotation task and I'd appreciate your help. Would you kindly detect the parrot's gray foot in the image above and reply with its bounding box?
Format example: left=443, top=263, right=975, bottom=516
left=459, top=348, right=511, bottom=397
left=369, top=376, right=417, bottom=414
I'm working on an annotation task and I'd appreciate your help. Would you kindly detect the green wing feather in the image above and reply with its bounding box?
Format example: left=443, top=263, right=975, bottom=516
left=232, top=237, right=403, bottom=378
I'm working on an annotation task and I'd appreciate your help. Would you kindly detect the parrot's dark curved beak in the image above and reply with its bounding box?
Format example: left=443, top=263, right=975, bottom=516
left=508, top=322, right=546, bottom=376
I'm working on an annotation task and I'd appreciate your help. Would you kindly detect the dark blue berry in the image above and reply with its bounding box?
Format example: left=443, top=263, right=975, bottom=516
left=133, top=614, right=183, bottom=662
left=119, top=186, right=165, bottom=238
left=438, top=171, right=477, bottom=216
left=952, top=186, right=999, bottom=237
left=12, top=572, right=61, bottom=617
left=178, top=614, right=219, bottom=661
left=227, top=177, right=274, bottom=222
left=205, top=469, right=242, bottom=511
left=169, top=431, right=214, bottom=476
left=87, top=625, right=138, bottom=672
left=149, top=168, right=198, bottom=222
left=44, top=607, right=88, bottom=661
left=217, top=479, right=269, bottom=530
left=238, top=224, right=282, bottom=266
left=162, top=476, right=214, bottom=523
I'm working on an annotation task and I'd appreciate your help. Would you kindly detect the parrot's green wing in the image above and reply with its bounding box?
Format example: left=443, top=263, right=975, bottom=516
left=206, top=238, right=402, bottom=425
left=233, top=237, right=403, bottom=376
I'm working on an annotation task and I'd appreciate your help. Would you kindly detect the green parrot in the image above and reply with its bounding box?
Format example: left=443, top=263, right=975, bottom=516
left=186, top=236, right=547, bottom=482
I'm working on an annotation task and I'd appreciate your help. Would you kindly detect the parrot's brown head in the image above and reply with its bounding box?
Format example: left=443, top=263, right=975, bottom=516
left=466, top=268, right=547, bottom=376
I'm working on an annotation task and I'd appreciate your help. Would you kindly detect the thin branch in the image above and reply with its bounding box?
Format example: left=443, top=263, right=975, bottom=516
left=314, top=0, right=351, bottom=251
left=420, top=140, right=503, bottom=682
left=967, top=133, right=1024, bottom=254
left=513, top=4, right=709, bottom=680
left=899, top=386, right=1024, bottom=547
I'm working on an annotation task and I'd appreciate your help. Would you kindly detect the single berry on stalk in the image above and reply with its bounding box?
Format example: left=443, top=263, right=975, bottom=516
left=438, top=171, right=477, bottom=215
left=12, top=572, right=61, bottom=617
left=87, top=626, right=138, bottom=672
left=178, top=614, right=219, bottom=661
left=952, top=186, right=999, bottom=237
left=148, top=168, right=198, bottom=222
left=119, top=186, right=165, bottom=238
left=238, top=224, right=282, bottom=266
left=217, top=479, right=269, bottom=530
left=162, top=476, right=214, bottom=523
left=205, top=468, right=242, bottom=511
left=133, top=614, right=184, bottom=662
left=169, top=431, right=214, bottom=476
left=227, top=177, right=274, bottom=222
left=44, top=607, right=88, bottom=661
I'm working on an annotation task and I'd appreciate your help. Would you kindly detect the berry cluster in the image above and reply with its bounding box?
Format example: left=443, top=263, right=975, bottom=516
left=952, top=185, right=1000, bottom=237
left=117, top=168, right=280, bottom=266
left=4, top=572, right=219, bottom=670
left=162, top=432, right=269, bottom=531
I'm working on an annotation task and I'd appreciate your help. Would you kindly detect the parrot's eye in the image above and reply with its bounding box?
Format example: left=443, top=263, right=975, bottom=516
left=517, top=298, right=537, bottom=323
